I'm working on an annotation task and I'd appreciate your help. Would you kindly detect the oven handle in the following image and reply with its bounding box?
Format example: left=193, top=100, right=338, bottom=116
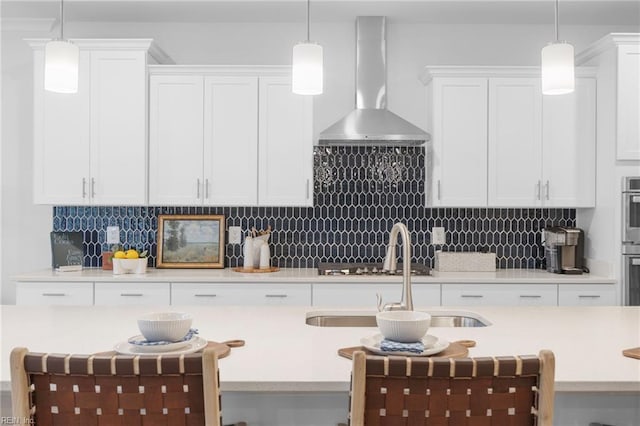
left=632, top=258, right=640, bottom=266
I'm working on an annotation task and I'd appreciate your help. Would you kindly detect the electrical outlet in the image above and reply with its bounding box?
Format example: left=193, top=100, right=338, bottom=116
left=106, top=226, right=120, bottom=244
left=228, top=226, right=242, bottom=244
left=432, top=227, right=445, bottom=245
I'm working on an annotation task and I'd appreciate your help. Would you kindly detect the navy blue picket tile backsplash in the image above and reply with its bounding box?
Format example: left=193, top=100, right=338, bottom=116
left=52, top=146, right=575, bottom=269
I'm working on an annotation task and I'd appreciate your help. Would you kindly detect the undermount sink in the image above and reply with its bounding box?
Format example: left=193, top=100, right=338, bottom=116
left=305, top=310, right=490, bottom=327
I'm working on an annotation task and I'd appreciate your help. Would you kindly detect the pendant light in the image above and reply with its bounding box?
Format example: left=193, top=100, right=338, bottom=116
left=541, top=0, right=574, bottom=95
left=292, top=0, right=323, bottom=95
left=44, top=0, right=79, bottom=93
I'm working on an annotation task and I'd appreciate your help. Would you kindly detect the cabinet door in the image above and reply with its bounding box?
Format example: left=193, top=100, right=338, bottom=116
left=617, top=44, right=640, bottom=160
left=542, top=78, right=596, bottom=207
left=149, top=75, right=204, bottom=205
left=429, top=78, right=488, bottom=207
left=16, top=282, right=94, bottom=305
left=171, top=283, right=311, bottom=306
left=441, top=284, right=557, bottom=306
left=312, top=283, right=441, bottom=308
left=33, top=50, right=91, bottom=205
left=258, top=77, right=313, bottom=206
left=203, top=77, right=258, bottom=206
left=94, top=282, right=171, bottom=305
left=488, top=78, right=542, bottom=207
left=89, top=50, right=147, bottom=205
left=558, top=284, right=617, bottom=306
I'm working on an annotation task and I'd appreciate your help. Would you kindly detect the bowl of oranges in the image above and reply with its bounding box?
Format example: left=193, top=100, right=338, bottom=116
left=112, top=248, right=148, bottom=275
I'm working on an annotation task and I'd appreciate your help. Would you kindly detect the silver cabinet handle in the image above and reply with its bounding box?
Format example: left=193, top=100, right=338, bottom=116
left=461, top=294, right=483, bottom=298
left=194, top=294, right=217, bottom=297
left=120, top=293, right=143, bottom=297
left=82, top=178, right=87, bottom=199
left=265, top=294, right=288, bottom=298
left=519, top=295, right=542, bottom=298
left=196, top=178, right=201, bottom=199
left=42, top=293, right=66, bottom=296
left=536, top=180, right=541, bottom=200
left=545, top=180, right=550, bottom=200
left=578, top=295, right=601, bottom=299
left=91, top=178, right=96, bottom=198
left=306, top=179, right=310, bottom=199
left=437, top=180, right=441, bottom=200
left=205, top=179, right=209, bottom=199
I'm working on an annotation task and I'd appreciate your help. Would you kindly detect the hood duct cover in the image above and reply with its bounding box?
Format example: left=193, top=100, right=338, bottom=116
left=318, top=16, right=429, bottom=146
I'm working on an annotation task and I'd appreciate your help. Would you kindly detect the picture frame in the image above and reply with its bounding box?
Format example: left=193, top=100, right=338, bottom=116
left=156, top=214, right=225, bottom=269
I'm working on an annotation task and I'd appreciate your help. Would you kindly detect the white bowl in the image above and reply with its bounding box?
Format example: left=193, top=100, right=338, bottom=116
left=376, top=310, right=431, bottom=343
left=113, top=258, right=148, bottom=275
left=137, top=312, right=193, bottom=342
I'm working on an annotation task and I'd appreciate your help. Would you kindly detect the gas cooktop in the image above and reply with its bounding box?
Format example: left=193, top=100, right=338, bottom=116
left=317, top=262, right=431, bottom=276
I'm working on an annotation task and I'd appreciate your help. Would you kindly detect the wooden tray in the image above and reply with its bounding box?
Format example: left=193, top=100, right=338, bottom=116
left=622, top=347, right=640, bottom=360
left=233, top=267, right=280, bottom=273
left=339, top=340, right=472, bottom=360
left=97, top=339, right=245, bottom=358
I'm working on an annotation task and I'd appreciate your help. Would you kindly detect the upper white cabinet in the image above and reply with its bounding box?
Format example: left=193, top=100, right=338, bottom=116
left=30, top=39, right=169, bottom=205
left=421, top=67, right=596, bottom=208
left=577, top=34, right=640, bottom=160
left=149, top=67, right=313, bottom=207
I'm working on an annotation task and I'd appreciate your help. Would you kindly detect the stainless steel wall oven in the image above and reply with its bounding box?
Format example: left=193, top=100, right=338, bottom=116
left=623, top=177, right=640, bottom=305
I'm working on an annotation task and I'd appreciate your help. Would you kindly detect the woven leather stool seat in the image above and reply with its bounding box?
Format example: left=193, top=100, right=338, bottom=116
left=10, top=347, right=242, bottom=426
left=348, top=350, right=555, bottom=426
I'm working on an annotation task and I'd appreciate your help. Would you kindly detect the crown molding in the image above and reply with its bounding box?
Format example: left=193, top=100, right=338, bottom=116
left=148, top=64, right=291, bottom=76
left=419, top=66, right=596, bottom=85
left=576, top=33, right=640, bottom=65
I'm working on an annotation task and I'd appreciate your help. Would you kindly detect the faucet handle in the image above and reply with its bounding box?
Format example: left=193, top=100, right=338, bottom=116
left=377, top=293, right=404, bottom=312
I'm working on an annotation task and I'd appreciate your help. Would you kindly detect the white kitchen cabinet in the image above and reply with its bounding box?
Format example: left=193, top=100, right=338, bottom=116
left=421, top=67, right=596, bottom=208
left=30, top=39, right=166, bottom=205
left=441, top=283, right=558, bottom=306
left=149, top=68, right=312, bottom=207
left=94, top=282, right=170, bottom=305
left=312, top=283, right=441, bottom=308
left=16, top=282, right=93, bottom=305
left=616, top=43, right=640, bottom=160
left=258, top=76, right=313, bottom=206
left=558, top=284, right=617, bottom=306
left=426, top=77, right=488, bottom=207
left=171, top=283, right=312, bottom=306
left=149, top=75, right=257, bottom=206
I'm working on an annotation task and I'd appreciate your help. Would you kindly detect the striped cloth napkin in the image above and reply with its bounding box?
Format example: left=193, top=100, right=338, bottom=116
left=128, top=329, right=198, bottom=346
left=380, top=339, right=425, bottom=354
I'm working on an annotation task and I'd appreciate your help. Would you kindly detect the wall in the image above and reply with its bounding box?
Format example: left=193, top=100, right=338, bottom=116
left=1, top=20, right=637, bottom=303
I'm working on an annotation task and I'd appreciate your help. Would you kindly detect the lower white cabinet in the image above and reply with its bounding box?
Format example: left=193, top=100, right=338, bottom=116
left=558, top=284, right=617, bottom=306
left=17, top=282, right=94, bottom=305
left=171, top=283, right=312, bottom=306
left=312, top=283, right=441, bottom=308
left=94, top=282, right=170, bottom=305
left=441, top=284, right=558, bottom=306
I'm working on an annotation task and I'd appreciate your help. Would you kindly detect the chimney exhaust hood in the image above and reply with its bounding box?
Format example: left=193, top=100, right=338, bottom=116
left=318, top=16, right=429, bottom=146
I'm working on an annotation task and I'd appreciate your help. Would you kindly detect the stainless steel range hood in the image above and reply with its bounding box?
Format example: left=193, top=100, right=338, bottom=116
left=318, top=16, right=429, bottom=146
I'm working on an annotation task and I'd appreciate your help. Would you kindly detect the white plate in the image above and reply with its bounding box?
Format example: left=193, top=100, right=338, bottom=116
left=125, top=334, right=195, bottom=353
left=361, top=334, right=449, bottom=357
left=114, top=336, right=208, bottom=355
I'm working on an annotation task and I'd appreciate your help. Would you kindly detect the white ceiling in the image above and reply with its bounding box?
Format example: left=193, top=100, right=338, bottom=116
left=2, top=0, right=639, bottom=25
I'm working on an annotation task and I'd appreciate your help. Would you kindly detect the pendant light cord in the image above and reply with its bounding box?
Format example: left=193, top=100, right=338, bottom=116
left=306, top=0, right=311, bottom=42
left=60, top=0, right=65, bottom=40
left=554, top=0, right=559, bottom=41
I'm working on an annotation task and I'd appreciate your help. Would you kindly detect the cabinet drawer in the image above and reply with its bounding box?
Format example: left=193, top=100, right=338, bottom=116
left=441, top=284, right=558, bottom=306
left=312, top=283, right=441, bottom=308
left=94, top=282, right=170, bottom=305
left=171, top=283, right=311, bottom=306
left=558, top=284, right=617, bottom=306
left=17, top=282, right=93, bottom=305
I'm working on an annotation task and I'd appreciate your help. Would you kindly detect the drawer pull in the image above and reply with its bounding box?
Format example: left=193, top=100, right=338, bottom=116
left=195, top=294, right=217, bottom=297
left=519, top=295, right=542, bottom=298
left=265, top=294, right=288, bottom=298
left=461, top=295, right=483, bottom=298
left=578, top=295, right=601, bottom=299
left=42, top=293, right=66, bottom=297
left=120, top=293, right=143, bottom=297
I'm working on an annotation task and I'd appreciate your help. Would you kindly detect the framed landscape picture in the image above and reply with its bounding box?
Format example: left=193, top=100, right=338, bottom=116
left=157, top=214, right=225, bottom=268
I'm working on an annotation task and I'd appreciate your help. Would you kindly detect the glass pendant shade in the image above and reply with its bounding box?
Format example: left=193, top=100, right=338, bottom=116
left=292, top=42, right=323, bottom=95
left=541, top=42, right=574, bottom=95
left=44, top=40, right=79, bottom=93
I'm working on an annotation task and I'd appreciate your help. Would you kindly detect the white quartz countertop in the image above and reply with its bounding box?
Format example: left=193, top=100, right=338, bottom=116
left=14, top=267, right=615, bottom=284
left=1, top=305, right=638, bottom=393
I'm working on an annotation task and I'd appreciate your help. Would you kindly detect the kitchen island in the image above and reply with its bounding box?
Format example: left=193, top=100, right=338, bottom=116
left=1, top=305, right=638, bottom=425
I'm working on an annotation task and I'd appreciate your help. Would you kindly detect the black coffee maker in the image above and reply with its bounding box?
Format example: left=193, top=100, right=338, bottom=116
left=544, top=227, right=587, bottom=274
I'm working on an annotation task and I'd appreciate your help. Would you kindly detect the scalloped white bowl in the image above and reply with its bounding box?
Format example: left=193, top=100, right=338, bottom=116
left=137, top=312, right=193, bottom=342
left=376, top=310, right=431, bottom=343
